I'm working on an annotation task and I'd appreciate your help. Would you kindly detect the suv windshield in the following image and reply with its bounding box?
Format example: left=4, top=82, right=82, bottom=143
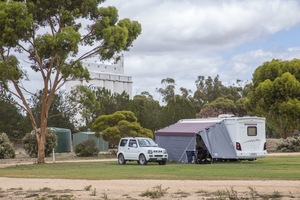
left=138, top=138, right=157, bottom=147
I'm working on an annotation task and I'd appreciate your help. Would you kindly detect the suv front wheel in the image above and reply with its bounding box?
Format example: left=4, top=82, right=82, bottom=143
left=118, top=154, right=126, bottom=164
left=139, top=154, right=147, bottom=165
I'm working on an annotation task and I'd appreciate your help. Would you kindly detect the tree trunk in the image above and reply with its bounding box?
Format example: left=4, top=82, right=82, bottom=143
left=36, top=121, right=47, bottom=163
left=37, top=133, right=45, bottom=163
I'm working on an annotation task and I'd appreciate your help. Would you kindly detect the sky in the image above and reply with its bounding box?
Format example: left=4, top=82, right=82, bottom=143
left=16, top=0, right=300, bottom=102
left=99, top=0, right=300, bottom=100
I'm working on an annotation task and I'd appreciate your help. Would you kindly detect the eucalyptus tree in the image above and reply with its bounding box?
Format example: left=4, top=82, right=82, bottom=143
left=196, top=97, right=236, bottom=118
left=131, top=92, right=162, bottom=132
left=156, top=78, right=196, bottom=126
left=156, top=78, right=176, bottom=103
left=0, top=0, right=141, bottom=163
left=247, top=59, right=300, bottom=138
left=0, top=99, right=31, bottom=141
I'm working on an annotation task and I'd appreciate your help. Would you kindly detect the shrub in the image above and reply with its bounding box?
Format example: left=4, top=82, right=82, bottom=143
left=22, top=129, right=57, bottom=157
left=75, top=140, right=99, bottom=157
left=277, top=135, right=300, bottom=152
left=140, top=185, right=169, bottom=199
left=0, top=132, right=15, bottom=159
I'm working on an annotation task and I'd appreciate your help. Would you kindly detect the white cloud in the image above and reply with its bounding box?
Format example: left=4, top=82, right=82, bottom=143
left=106, top=0, right=300, bottom=52
left=102, top=0, right=300, bottom=96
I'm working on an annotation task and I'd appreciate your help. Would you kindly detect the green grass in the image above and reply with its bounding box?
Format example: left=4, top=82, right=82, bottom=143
left=0, top=155, right=299, bottom=180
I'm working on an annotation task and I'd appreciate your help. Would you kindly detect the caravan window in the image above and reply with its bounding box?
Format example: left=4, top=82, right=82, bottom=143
left=247, top=126, right=257, bottom=136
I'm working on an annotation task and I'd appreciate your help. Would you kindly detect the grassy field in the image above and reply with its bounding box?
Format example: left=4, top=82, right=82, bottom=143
left=0, top=155, right=299, bottom=180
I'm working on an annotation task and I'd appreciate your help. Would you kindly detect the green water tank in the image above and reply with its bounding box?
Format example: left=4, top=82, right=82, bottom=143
left=50, top=127, right=72, bottom=153
left=73, top=132, right=109, bottom=152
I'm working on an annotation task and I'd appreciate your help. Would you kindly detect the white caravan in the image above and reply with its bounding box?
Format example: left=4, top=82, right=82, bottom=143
left=221, top=116, right=267, bottom=160
left=179, top=115, right=267, bottom=160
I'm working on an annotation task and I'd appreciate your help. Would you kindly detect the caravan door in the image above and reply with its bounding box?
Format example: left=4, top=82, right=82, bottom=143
left=235, top=118, right=267, bottom=159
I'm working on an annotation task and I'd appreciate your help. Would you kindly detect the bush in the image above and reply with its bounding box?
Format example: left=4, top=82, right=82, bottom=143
left=22, top=129, right=57, bottom=157
left=0, top=132, right=15, bottom=159
left=75, top=140, right=99, bottom=157
left=277, top=136, right=300, bottom=152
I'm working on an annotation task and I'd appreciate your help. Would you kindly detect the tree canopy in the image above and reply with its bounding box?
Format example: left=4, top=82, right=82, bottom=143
left=92, top=111, right=153, bottom=147
left=0, top=99, right=31, bottom=141
left=247, top=59, right=300, bottom=138
left=0, top=0, right=141, bottom=163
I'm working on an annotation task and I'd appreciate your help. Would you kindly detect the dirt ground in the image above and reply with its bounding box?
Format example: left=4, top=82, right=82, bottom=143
left=0, top=178, right=299, bottom=199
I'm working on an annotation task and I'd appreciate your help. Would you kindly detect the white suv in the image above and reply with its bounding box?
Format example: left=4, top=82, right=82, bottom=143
left=117, top=137, right=168, bottom=165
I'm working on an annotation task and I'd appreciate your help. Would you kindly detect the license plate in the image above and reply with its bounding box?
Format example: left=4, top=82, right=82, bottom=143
left=157, top=158, right=162, bottom=160
left=250, top=153, right=257, bottom=156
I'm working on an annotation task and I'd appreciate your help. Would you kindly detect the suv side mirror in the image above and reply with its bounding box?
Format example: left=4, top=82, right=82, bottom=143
left=132, top=144, right=137, bottom=148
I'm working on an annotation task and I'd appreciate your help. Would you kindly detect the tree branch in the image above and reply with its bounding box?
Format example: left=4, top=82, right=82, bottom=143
left=76, top=45, right=100, bottom=61
left=11, top=80, right=37, bottom=128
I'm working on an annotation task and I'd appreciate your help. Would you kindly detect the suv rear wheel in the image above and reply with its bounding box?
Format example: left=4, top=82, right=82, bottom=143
left=139, top=154, right=147, bottom=165
left=118, top=154, right=126, bottom=164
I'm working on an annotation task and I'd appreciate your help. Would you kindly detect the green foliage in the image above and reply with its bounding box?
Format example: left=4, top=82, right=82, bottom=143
left=0, top=1, right=33, bottom=47
left=161, top=95, right=196, bottom=127
left=235, top=97, right=248, bottom=117
left=197, top=97, right=236, bottom=118
left=156, top=78, right=176, bottom=103
left=277, top=136, right=300, bottom=152
left=92, top=111, right=153, bottom=146
left=194, top=76, right=247, bottom=118
left=29, top=91, right=76, bottom=132
left=74, top=140, right=99, bottom=157
left=0, top=100, right=31, bottom=141
left=0, top=132, right=15, bottom=159
left=67, top=85, right=101, bottom=127
left=131, top=93, right=163, bottom=132
left=0, top=0, right=141, bottom=163
left=67, top=87, right=132, bottom=129
left=247, top=59, right=300, bottom=138
left=194, top=75, right=243, bottom=107
left=22, top=129, right=57, bottom=158
left=156, top=78, right=196, bottom=126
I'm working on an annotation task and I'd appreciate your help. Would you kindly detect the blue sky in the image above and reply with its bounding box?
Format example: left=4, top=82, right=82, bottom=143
left=99, top=0, right=300, bottom=99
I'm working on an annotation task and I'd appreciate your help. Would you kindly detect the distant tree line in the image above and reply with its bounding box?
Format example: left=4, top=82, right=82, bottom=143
left=1, top=59, right=300, bottom=142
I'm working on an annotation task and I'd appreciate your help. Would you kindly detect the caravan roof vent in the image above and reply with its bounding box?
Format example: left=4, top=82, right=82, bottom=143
left=218, top=114, right=235, bottom=118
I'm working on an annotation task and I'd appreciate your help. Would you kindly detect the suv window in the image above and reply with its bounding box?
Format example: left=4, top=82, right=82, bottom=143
left=138, top=138, right=156, bottom=147
left=120, top=139, right=128, bottom=147
left=129, top=139, right=137, bottom=147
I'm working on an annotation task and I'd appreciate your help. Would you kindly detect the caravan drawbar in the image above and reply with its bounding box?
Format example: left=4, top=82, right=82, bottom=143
left=155, top=115, right=267, bottom=162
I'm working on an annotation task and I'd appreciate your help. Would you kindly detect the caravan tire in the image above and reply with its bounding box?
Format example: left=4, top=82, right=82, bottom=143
left=118, top=154, right=126, bottom=164
left=139, top=154, right=147, bottom=165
